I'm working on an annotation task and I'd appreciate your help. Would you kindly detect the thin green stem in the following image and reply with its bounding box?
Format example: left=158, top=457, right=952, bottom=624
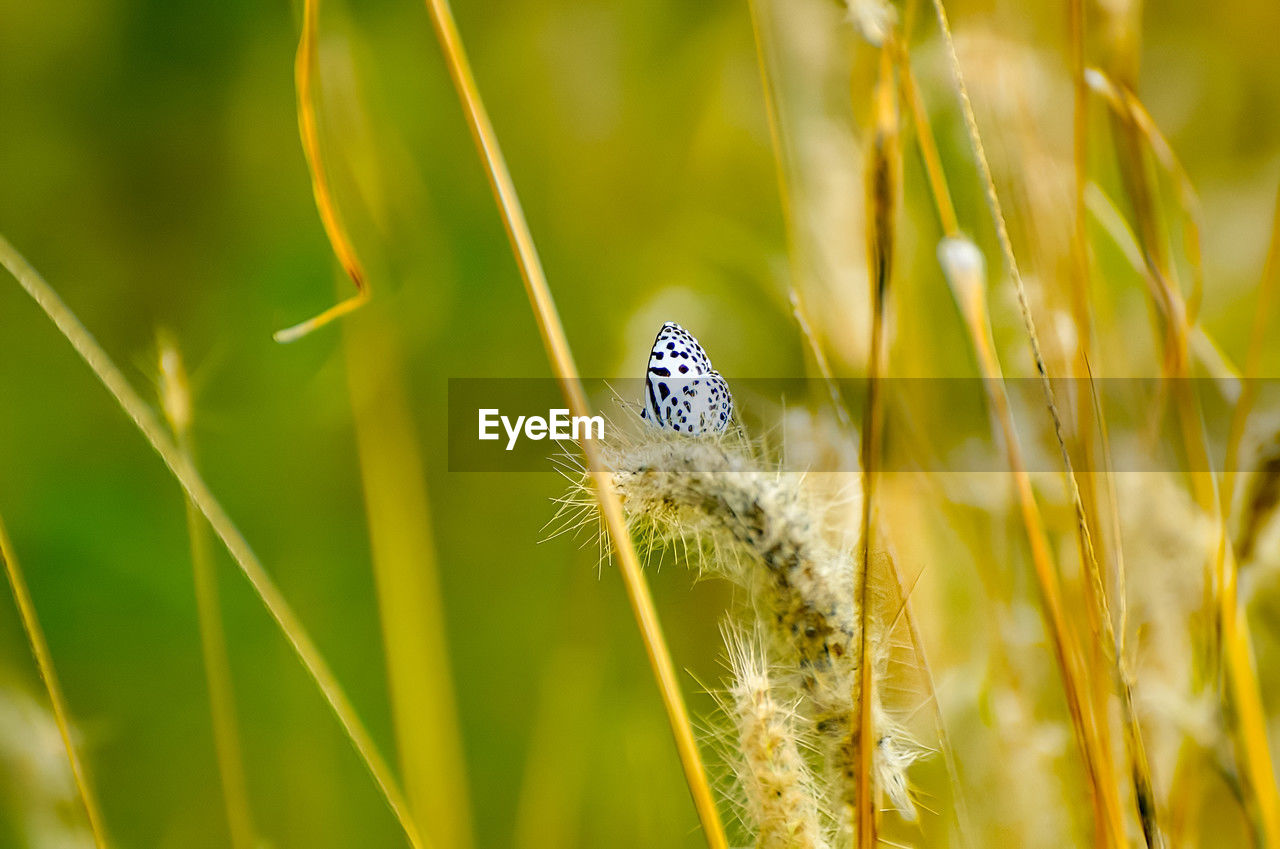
left=0, top=234, right=428, bottom=849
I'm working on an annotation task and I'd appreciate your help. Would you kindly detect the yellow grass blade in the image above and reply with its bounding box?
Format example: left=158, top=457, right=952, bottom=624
left=0, top=515, right=110, bottom=848
left=1085, top=68, right=1205, bottom=326
left=344, top=303, right=475, bottom=849
left=0, top=234, right=429, bottom=849
left=416, top=2, right=728, bottom=846
left=274, top=0, right=370, bottom=344
left=893, top=47, right=958, bottom=240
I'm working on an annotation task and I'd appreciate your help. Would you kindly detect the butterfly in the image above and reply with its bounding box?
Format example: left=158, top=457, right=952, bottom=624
left=641, top=321, right=733, bottom=434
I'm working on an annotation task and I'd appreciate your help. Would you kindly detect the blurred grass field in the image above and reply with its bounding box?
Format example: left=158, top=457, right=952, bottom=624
left=2, top=0, right=1280, bottom=847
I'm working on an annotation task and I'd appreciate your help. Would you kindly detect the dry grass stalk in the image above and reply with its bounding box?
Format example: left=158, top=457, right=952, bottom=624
left=1061, top=13, right=1165, bottom=845
left=911, top=5, right=1129, bottom=843
left=1085, top=68, right=1205, bottom=326
left=748, top=0, right=855, bottom=429
left=896, top=55, right=958, bottom=240
left=1063, top=15, right=1126, bottom=825
left=414, top=1, right=728, bottom=845
left=854, top=39, right=899, bottom=849
left=1234, top=215, right=1280, bottom=559
left=895, top=7, right=1168, bottom=842
left=1093, top=10, right=1280, bottom=834
left=938, top=236, right=1126, bottom=848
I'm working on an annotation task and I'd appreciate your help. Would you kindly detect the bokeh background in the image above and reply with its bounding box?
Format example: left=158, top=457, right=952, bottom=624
left=2, top=0, right=1280, bottom=847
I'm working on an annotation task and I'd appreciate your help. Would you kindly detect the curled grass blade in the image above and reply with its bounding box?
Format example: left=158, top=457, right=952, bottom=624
left=274, top=0, right=370, bottom=344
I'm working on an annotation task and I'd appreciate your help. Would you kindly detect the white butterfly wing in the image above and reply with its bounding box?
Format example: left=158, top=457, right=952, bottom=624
left=642, top=321, right=733, bottom=434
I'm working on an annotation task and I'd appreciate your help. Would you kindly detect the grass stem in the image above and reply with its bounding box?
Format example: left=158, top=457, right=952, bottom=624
left=854, top=41, right=899, bottom=848
left=158, top=337, right=258, bottom=849
left=0, top=515, right=110, bottom=848
left=928, top=2, right=1133, bottom=841
left=416, top=2, right=728, bottom=845
left=344, top=303, right=475, bottom=849
left=0, top=234, right=428, bottom=849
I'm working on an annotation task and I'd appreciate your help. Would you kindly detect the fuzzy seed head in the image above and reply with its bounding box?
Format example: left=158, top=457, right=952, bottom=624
left=561, top=424, right=926, bottom=827
left=727, top=632, right=833, bottom=849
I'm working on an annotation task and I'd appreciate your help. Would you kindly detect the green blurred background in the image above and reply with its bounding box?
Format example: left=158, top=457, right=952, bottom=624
left=2, top=0, right=1280, bottom=846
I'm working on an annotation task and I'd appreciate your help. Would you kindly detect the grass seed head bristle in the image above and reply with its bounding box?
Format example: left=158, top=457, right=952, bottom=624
left=845, top=0, right=897, bottom=48
left=725, top=628, right=833, bottom=849
left=564, top=418, right=926, bottom=828
left=156, top=330, right=192, bottom=437
left=937, top=236, right=986, bottom=312
left=1116, top=470, right=1219, bottom=776
left=0, top=689, right=97, bottom=849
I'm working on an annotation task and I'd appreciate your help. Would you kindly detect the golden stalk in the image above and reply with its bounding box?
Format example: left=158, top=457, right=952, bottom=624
left=893, top=50, right=958, bottom=240
left=940, top=238, right=1124, bottom=848
left=158, top=337, right=257, bottom=849
left=0, top=234, right=429, bottom=849
left=283, top=5, right=474, bottom=837
left=1093, top=23, right=1280, bottom=836
left=275, top=0, right=370, bottom=344
left=416, top=2, right=728, bottom=845
left=1066, top=0, right=1113, bottom=767
left=1068, top=0, right=1092, bottom=350
left=0, top=515, right=110, bottom=848
left=854, top=41, right=899, bottom=849
left=927, top=1, right=1136, bottom=842
left=898, top=11, right=1152, bottom=841
left=1065, top=10, right=1164, bottom=846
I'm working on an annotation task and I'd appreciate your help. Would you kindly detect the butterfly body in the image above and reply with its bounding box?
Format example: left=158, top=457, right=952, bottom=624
left=641, top=321, right=733, bottom=434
